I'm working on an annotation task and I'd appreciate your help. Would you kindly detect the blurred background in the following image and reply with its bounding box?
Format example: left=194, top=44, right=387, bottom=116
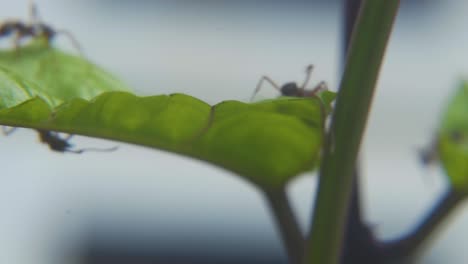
left=0, top=0, right=467, bottom=263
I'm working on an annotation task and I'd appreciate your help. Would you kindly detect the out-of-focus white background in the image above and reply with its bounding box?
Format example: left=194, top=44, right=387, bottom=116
left=0, top=0, right=467, bottom=263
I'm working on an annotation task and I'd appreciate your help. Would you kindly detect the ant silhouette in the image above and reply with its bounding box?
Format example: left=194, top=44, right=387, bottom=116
left=251, top=64, right=328, bottom=101
left=0, top=1, right=82, bottom=53
left=2, top=127, right=117, bottom=154
left=420, top=131, right=465, bottom=166
left=37, top=130, right=118, bottom=154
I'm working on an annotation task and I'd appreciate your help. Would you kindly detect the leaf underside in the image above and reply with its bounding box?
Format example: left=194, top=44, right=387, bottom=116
left=0, top=41, right=335, bottom=190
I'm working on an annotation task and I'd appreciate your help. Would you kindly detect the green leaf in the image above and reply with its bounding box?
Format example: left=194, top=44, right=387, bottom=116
left=0, top=91, right=334, bottom=190
left=438, top=81, right=468, bottom=192
left=0, top=39, right=130, bottom=105
left=0, top=42, right=336, bottom=190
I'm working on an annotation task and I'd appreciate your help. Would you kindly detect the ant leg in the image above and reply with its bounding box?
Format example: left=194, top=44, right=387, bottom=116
left=2, top=126, right=17, bottom=136
left=304, top=81, right=329, bottom=131
left=308, top=81, right=328, bottom=96
left=57, top=132, right=118, bottom=154
left=67, top=145, right=119, bottom=154
left=12, top=33, right=22, bottom=56
left=55, top=29, right=84, bottom=56
left=251, top=76, right=281, bottom=102
left=12, top=33, right=19, bottom=49
left=299, top=64, right=314, bottom=90
left=302, top=81, right=329, bottom=98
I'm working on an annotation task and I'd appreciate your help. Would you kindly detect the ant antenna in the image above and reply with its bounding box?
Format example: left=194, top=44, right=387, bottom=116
left=251, top=76, right=281, bottom=101
left=300, top=64, right=314, bottom=90
left=29, top=0, right=40, bottom=24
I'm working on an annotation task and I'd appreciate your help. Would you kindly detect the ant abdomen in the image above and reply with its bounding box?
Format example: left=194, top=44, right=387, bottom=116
left=280, top=82, right=301, bottom=96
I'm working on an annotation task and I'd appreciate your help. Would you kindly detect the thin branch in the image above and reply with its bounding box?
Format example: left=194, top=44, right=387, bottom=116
left=264, top=188, right=304, bottom=264
left=341, top=169, right=380, bottom=263
left=377, top=189, right=465, bottom=263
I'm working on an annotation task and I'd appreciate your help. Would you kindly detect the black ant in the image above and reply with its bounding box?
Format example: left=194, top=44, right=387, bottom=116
left=0, top=1, right=82, bottom=53
left=251, top=64, right=328, bottom=101
left=37, top=130, right=118, bottom=154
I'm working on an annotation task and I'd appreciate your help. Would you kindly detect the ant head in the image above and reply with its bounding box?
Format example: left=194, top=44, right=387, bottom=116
left=281, top=82, right=300, bottom=96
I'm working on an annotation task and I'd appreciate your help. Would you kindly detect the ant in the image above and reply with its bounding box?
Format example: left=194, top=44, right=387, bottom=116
left=2, top=127, right=117, bottom=154
left=251, top=64, right=328, bottom=101
left=37, top=130, right=118, bottom=154
left=420, top=131, right=464, bottom=166
left=0, top=1, right=82, bottom=53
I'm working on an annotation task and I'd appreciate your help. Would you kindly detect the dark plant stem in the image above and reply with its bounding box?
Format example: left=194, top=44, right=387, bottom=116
left=343, top=0, right=362, bottom=59
left=341, top=169, right=381, bottom=263
left=377, top=189, right=465, bottom=263
left=264, top=188, right=304, bottom=264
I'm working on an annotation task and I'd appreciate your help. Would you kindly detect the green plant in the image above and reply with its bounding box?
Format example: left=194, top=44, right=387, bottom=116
left=1, top=1, right=467, bottom=263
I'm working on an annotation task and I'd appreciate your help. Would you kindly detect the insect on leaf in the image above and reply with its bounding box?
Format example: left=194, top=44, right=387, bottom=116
left=0, top=42, right=336, bottom=191
left=0, top=91, right=335, bottom=190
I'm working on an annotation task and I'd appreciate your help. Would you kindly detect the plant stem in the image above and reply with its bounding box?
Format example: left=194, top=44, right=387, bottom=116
left=302, top=1, right=400, bottom=263
left=378, top=189, right=465, bottom=262
left=264, top=188, right=304, bottom=264
left=340, top=0, right=378, bottom=262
